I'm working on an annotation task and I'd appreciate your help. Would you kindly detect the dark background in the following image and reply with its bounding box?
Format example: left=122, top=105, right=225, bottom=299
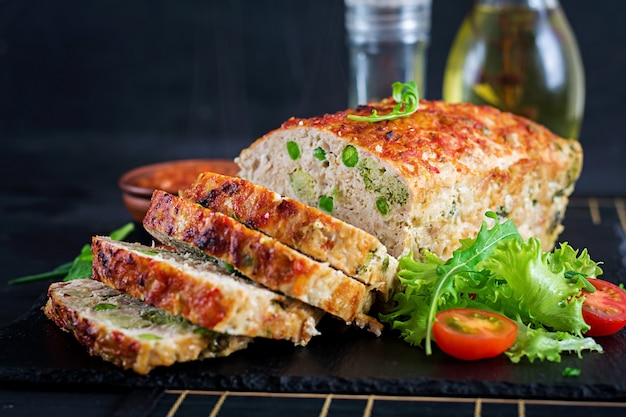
left=1, top=1, right=625, bottom=191
left=2, top=0, right=625, bottom=140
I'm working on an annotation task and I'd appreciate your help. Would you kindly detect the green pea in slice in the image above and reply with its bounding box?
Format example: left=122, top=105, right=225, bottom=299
left=287, top=141, right=301, bottom=160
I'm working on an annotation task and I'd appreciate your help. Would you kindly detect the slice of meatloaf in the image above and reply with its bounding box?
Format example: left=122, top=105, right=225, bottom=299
left=181, top=171, right=398, bottom=294
left=142, top=190, right=381, bottom=333
left=236, top=99, right=582, bottom=259
left=91, top=236, right=321, bottom=345
left=43, top=279, right=251, bottom=375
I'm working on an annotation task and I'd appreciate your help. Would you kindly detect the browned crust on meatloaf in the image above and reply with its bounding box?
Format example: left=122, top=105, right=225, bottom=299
left=279, top=99, right=581, bottom=183
left=242, top=99, right=582, bottom=258
left=142, top=190, right=376, bottom=324
left=43, top=279, right=250, bottom=375
left=91, top=236, right=321, bottom=345
left=181, top=172, right=394, bottom=290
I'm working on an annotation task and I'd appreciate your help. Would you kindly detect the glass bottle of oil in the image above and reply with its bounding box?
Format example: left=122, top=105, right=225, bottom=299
left=442, top=0, right=584, bottom=139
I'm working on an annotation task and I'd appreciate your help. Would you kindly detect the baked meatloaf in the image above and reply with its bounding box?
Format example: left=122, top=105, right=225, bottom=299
left=142, top=190, right=380, bottom=332
left=44, top=279, right=251, bottom=375
left=236, top=99, right=582, bottom=259
left=181, top=171, right=397, bottom=294
left=91, top=236, right=321, bottom=345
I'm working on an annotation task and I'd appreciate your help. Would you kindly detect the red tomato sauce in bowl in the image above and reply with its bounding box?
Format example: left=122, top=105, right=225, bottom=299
left=119, top=159, right=239, bottom=222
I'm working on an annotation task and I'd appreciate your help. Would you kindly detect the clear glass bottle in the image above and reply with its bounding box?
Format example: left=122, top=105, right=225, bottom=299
left=345, top=0, right=432, bottom=107
left=442, top=0, right=584, bottom=139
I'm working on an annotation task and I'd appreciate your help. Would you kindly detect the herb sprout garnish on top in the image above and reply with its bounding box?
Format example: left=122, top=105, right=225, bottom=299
left=347, top=81, right=420, bottom=122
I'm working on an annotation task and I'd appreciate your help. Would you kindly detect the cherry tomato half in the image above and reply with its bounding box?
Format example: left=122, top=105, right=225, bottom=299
left=582, top=279, right=626, bottom=337
left=432, top=308, right=518, bottom=361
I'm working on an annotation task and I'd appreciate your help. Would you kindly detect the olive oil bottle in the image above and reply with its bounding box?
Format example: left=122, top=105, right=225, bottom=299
left=442, top=0, right=584, bottom=139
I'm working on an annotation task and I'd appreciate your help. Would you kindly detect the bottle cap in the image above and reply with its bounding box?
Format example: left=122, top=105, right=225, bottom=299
left=345, top=0, right=432, bottom=44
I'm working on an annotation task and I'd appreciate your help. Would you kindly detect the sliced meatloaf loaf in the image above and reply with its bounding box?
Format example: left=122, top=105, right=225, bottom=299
left=44, top=279, right=251, bottom=375
left=236, top=99, right=582, bottom=259
left=142, top=190, right=380, bottom=333
left=91, top=236, right=321, bottom=345
left=181, top=171, right=397, bottom=294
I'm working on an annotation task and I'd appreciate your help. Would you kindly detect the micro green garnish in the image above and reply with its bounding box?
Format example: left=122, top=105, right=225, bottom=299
left=319, top=195, right=334, bottom=213
left=94, top=303, right=118, bottom=311
left=347, top=81, right=420, bottom=122
left=341, top=145, right=359, bottom=167
left=9, top=223, right=135, bottom=284
left=381, top=211, right=604, bottom=363
left=287, top=141, right=301, bottom=160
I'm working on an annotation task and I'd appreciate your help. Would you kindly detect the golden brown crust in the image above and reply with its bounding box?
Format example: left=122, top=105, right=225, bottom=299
left=142, top=190, right=376, bottom=323
left=279, top=99, right=581, bottom=182
left=181, top=172, right=394, bottom=290
left=91, top=236, right=321, bottom=345
left=239, top=99, right=582, bottom=258
left=43, top=279, right=250, bottom=375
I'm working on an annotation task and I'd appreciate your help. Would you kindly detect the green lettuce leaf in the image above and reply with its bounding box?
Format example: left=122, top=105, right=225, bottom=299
left=506, top=324, right=602, bottom=363
left=549, top=242, right=604, bottom=278
left=380, top=211, right=604, bottom=363
left=381, top=212, right=521, bottom=354
left=479, top=237, right=590, bottom=335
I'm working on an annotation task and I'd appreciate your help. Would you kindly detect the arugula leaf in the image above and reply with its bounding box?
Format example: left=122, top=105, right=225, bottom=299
left=63, top=243, right=94, bottom=281
left=9, top=223, right=135, bottom=284
left=347, top=81, right=420, bottom=122
left=7, top=261, right=74, bottom=284
left=382, top=212, right=521, bottom=354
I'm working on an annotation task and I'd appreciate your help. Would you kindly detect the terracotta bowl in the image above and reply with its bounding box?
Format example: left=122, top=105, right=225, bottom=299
left=119, top=158, right=239, bottom=222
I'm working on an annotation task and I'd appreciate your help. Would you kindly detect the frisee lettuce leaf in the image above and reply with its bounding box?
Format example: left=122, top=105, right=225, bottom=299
left=479, top=237, right=591, bottom=335
left=380, top=212, right=604, bottom=363
left=506, top=324, right=602, bottom=363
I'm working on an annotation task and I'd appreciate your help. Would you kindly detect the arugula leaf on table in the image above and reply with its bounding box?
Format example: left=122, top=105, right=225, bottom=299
left=9, top=222, right=135, bottom=284
left=5, top=261, right=74, bottom=284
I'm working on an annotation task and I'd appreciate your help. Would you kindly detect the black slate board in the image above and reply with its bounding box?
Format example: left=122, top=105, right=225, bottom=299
left=1, top=199, right=626, bottom=400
